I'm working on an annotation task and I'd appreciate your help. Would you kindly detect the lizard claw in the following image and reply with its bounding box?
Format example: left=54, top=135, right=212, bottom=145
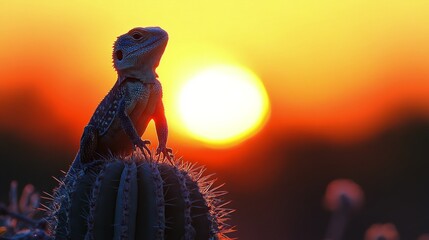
left=156, top=146, right=174, bottom=163
left=133, top=139, right=151, bottom=157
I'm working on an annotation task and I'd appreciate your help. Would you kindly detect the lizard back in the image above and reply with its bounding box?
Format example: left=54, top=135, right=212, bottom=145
left=89, top=84, right=125, bottom=136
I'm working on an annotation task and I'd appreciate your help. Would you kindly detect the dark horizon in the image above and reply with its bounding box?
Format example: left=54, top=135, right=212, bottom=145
left=1, top=109, right=428, bottom=239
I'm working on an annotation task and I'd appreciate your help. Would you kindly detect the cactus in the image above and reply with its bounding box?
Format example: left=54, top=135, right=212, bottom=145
left=47, top=152, right=233, bottom=240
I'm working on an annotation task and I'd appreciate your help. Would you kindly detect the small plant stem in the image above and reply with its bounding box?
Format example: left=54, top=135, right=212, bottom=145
left=324, top=195, right=352, bottom=240
left=0, top=204, right=38, bottom=227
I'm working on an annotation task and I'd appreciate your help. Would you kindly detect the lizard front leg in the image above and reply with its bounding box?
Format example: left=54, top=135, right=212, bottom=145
left=153, top=100, right=173, bottom=161
left=117, top=98, right=151, bottom=156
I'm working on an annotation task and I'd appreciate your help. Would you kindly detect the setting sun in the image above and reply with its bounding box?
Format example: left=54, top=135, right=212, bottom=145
left=177, top=65, right=270, bottom=147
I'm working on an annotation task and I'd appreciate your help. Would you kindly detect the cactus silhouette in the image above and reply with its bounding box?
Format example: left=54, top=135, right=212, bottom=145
left=47, top=152, right=233, bottom=240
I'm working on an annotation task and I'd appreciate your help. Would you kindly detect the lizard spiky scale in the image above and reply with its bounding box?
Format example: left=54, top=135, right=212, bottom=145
left=47, top=153, right=233, bottom=240
left=90, top=86, right=125, bottom=136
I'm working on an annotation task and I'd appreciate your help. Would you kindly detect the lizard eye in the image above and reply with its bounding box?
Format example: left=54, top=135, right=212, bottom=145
left=115, top=50, right=123, bottom=60
left=132, top=33, right=143, bottom=40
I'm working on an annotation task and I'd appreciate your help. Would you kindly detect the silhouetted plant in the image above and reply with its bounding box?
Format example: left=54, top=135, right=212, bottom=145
left=0, top=181, right=50, bottom=240
left=364, top=223, right=399, bottom=240
left=323, top=179, right=364, bottom=240
left=46, top=151, right=233, bottom=240
left=418, top=233, right=429, bottom=240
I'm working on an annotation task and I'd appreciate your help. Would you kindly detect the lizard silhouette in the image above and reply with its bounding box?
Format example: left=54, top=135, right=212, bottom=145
left=71, top=26, right=173, bottom=171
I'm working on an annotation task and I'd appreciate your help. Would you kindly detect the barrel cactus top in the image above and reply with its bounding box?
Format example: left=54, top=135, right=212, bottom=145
left=47, top=151, right=233, bottom=240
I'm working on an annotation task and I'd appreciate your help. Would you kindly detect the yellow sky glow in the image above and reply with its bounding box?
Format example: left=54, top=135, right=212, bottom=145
left=1, top=0, right=429, bottom=144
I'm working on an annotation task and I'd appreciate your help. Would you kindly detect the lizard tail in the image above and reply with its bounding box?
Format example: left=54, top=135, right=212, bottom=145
left=79, top=125, right=99, bottom=164
left=67, top=125, right=99, bottom=175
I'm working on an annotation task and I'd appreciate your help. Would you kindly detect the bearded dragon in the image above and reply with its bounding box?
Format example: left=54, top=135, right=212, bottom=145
left=72, top=26, right=173, bottom=170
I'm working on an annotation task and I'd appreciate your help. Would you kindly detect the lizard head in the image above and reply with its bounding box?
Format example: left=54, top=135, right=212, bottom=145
left=113, top=27, right=169, bottom=84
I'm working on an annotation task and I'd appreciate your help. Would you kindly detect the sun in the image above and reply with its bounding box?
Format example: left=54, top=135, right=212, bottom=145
left=177, top=65, right=270, bottom=147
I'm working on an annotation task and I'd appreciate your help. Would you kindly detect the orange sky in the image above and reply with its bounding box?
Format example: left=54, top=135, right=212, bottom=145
left=2, top=4, right=429, bottom=238
left=1, top=0, right=429, bottom=154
